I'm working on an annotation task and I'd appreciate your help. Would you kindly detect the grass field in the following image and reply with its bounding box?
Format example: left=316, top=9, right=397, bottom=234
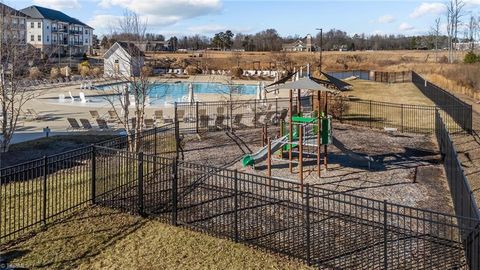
left=2, top=206, right=311, bottom=270
left=345, top=80, right=434, bottom=106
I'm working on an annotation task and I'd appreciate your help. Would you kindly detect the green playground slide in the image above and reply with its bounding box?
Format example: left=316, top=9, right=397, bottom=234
left=242, top=135, right=290, bottom=167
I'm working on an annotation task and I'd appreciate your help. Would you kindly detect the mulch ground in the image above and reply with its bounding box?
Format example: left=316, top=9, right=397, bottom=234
left=182, top=123, right=454, bottom=214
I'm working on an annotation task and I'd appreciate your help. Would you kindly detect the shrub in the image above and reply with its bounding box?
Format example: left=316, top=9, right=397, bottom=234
left=91, top=67, right=102, bottom=76
left=29, top=67, right=42, bottom=79
left=79, top=66, right=90, bottom=77
left=186, top=66, right=202, bottom=75
left=60, top=66, right=72, bottom=77
left=230, top=67, right=243, bottom=78
left=50, top=67, right=60, bottom=79
left=464, top=51, right=478, bottom=64
left=141, top=66, right=153, bottom=77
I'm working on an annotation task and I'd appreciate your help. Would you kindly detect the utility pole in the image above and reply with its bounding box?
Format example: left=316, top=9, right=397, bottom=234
left=316, top=28, right=323, bottom=73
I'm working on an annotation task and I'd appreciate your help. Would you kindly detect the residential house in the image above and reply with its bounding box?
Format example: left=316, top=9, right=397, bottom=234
left=104, top=42, right=145, bottom=77
left=282, top=34, right=315, bottom=52
left=20, top=5, right=93, bottom=56
left=0, top=3, right=28, bottom=44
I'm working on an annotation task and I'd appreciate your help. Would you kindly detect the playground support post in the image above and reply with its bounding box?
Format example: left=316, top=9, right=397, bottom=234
left=289, top=89, right=293, bottom=173
left=299, top=123, right=304, bottom=189
left=317, top=93, right=321, bottom=177
left=267, top=138, right=272, bottom=179
left=297, top=89, right=301, bottom=113
left=324, top=92, right=328, bottom=170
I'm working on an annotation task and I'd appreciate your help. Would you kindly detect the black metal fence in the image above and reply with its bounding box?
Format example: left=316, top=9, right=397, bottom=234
left=412, top=72, right=473, bottom=133
left=93, top=148, right=479, bottom=269
left=436, top=109, right=480, bottom=269
left=175, top=96, right=466, bottom=134
left=0, top=125, right=177, bottom=243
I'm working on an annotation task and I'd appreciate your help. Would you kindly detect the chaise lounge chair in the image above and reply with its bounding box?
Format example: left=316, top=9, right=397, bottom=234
left=67, top=118, right=83, bottom=131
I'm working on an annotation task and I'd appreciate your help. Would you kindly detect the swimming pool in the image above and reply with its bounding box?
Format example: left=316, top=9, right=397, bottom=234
left=96, top=82, right=258, bottom=104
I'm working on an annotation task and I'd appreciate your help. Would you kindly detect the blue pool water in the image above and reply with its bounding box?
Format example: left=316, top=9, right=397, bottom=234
left=97, top=82, right=258, bottom=104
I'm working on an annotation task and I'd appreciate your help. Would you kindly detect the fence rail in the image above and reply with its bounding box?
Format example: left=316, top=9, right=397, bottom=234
left=435, top=109, right=480, bottom=269
left=0, top=124, right=177, bottom=243
left=175, top=96, right=467, bottom=134
left=94, top=148, right=479, bottom=269
left=412, top=72, right=473, bottom=133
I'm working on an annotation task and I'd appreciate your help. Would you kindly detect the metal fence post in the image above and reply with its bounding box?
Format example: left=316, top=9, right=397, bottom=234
left=43, top=155, right=48, bottom=226
left=383, top=200, right=388, bottom=270
left=369, top=100, right=372, bottom=129
left=254, top=99, right=257, bottom=128
left=234, top=169, right=239, bottom=243
left=172, top=158, right=178, bottom=226
left=304, top=184, right=311, bottom=266
left=401, top=104, right=404, bottom=133
left=195, top=101, right=199, bottom=134
left=138, top=152, right=144, bottom=216
left=174, top=104, right=180, bottom=160
left=91, top=145, right=96, bottom=204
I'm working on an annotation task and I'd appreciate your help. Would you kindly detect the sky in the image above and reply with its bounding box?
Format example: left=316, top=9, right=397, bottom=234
left=5, top=0, right=480, bottom=38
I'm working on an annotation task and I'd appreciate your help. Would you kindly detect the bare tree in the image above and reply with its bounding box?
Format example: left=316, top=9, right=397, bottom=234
left=431, top=17, right=442, bottom=62
left=446, top=0, right=465, bottom=63
left=467, top=14, right=477, bottom=51
left=0, top=4, right=42, bottom=155
left=104, top=10, right=158, bottom=152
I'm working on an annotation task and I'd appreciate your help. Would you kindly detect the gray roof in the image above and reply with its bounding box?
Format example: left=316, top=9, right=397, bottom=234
left=103, top=42, right=145, bottom=59
left=0, top=3, right=29, bottom=17
left=266, top=77, right=338, bottom=93
left=20, top=5, right=93, bottom=29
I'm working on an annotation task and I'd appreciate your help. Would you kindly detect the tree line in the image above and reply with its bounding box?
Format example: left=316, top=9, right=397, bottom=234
left=99, top=28, right=452, bottom=52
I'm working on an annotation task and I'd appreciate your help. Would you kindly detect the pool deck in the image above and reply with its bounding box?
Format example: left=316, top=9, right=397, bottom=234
left=10, top=75, right=277, bottom=144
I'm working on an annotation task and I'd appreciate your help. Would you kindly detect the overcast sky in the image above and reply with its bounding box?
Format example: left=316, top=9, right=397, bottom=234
left=6, top=0, right=480, bottom=37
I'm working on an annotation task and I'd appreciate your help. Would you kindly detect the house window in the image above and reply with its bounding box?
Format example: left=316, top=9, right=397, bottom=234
left=46, top=36, right=49, bottom=42
left=47, top=25, right=49, bottom=29
left=85, top=29, right=89, bottom=34
left=30, top=35, right=34, bottom=41
left=38, top=22, right=41, bottom=28
left=30, top=22, right=34, bottom=28
left=114, top=60, right=119, bottom=63
left=38, top=35, right=41, bottom=42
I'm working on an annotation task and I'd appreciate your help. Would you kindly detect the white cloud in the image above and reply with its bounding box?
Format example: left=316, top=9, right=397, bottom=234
left=32, top=0, right=80, bottom=9
left=399, top=23, right=415, bottom=31
left=410, top=3, right=446, bottom=19
left=375, top=15, right=395, bottom=24
left=97, top=0, right=222, bottom=20
left=188, top=24, right=228, bottom=34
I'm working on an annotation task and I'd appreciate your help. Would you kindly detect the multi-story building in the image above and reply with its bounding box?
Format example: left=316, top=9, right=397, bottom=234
left=0, top=3, right=28, bottom=44
left=20, top=5, right=93, bottom=56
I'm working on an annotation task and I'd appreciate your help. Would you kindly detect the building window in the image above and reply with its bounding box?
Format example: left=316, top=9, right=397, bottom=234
left=38, top=35, right=41, bottom=42
left=47, top=36, right=49, bottom=42
left=30, top=22, right=34, bottom=28
left=85, top=29, right=89, bottom=34
left=30, top=35, right=34, bottom=41
left=47, top=25, right=49, bottom=29
left=38, top=22, right=41, bottom=28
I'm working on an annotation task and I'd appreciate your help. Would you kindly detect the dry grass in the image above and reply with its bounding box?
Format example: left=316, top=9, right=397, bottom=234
left=344, top=80, right=433, bottom=106
left=1, top=206, right=311, bottom=270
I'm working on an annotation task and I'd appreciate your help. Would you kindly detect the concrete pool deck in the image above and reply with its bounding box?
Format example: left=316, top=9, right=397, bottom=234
left=13, top=75, right=277, bottom=137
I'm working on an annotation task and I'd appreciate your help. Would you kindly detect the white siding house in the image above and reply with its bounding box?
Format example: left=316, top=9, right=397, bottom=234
left=104, top=42, right=145, bottom=77
left=21, top=5, right=93, bottom=56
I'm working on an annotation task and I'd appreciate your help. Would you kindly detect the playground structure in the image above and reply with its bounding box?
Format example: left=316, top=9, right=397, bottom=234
left=241, top=66, right=373, bottom=187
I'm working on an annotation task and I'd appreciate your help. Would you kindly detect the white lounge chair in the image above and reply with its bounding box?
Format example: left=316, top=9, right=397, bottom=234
left=79, top=92, right=90, bottom=103
left=68, top=91, right=76, bottom=102
left=58, top=94, right=65, bottom=103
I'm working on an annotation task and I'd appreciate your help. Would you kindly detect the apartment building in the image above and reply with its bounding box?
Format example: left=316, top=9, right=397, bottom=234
left=0, top=3, right=28, bottom=44
left=20, top=5, right=93, bottom=56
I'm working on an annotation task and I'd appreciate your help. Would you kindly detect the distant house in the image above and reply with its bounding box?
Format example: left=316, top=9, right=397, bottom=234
left=103, top=42, right=145, bottom=77
left=282, top=34, right=315, bottom=52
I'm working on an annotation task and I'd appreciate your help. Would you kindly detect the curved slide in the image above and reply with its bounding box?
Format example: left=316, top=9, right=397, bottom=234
left=242, top=135, right=289, bottom=167
left=332, top=136, right=374, bottom=169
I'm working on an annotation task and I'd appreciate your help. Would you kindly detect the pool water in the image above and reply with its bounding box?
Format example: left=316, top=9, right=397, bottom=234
left=96, top=82, right=258, bottom=104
